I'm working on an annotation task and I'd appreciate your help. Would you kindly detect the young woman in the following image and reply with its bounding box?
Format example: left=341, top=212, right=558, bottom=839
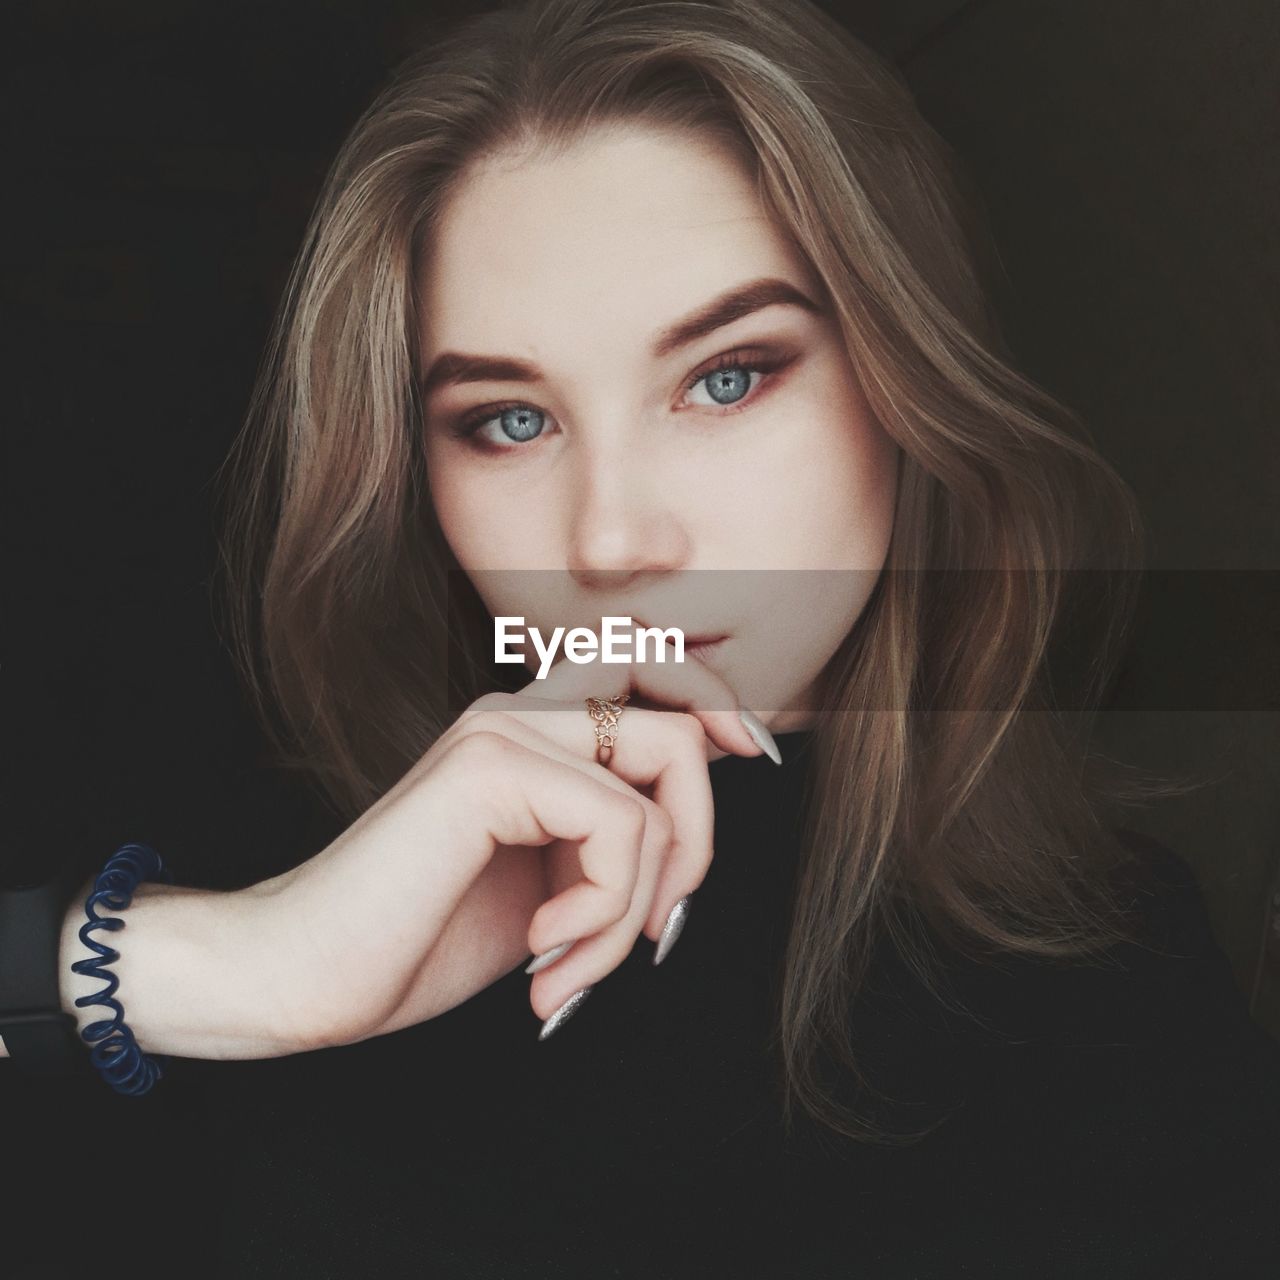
left=14, top=0, right=1277, bottom=1273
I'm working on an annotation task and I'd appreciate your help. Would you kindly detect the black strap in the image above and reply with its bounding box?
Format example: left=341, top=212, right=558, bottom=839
left=0, top=871, right=90, bottom=1076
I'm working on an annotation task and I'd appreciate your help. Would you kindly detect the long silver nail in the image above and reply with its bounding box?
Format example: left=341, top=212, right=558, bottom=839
left=653, top=895, right=692, bottom=966
left=538, top=986, right=593, bottom=1041
left=739, top=707, right=782, bottom=765
left=525, top=940, right=574, bottom=975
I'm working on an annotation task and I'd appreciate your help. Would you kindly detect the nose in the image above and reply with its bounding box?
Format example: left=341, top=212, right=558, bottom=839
left=565, top=439, right=690, bottom=588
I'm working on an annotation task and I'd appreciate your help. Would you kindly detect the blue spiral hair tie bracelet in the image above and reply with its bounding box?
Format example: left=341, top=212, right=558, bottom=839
left=70, top=842, right=169, bottom=1096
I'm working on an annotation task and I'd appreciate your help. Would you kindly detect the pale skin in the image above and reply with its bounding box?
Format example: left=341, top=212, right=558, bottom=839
left=2, top=121, right=897, bottom=1062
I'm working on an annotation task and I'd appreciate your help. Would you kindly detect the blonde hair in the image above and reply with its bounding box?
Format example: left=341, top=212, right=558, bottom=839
left=213, top=0, right=1193, bottom=1142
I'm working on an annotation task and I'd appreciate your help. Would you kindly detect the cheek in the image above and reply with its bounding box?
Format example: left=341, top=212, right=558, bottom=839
left=427, top=453, right=550, bottom=572
left=817, top=408, right=899, bottom=570
left=426, top=455, right=575, bottom=654
left=427, top=470, right=485, bottom=565
left=717, top=363, right=898, bottom=571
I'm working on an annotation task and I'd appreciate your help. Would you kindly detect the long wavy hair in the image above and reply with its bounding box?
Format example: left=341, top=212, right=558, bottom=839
left=212, top=0, right=1192, bottom=1143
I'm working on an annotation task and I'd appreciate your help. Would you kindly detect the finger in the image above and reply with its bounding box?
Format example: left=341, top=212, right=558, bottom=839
left=452, top=707, right=708, bottom=948
left=529, top=802, right=674, bottom=1016
left=639, top=726, right=714, bottom=939
left=449, top=699, right=714, bottom=942
left=516, top=633, right=763, bottom=760
left=434, top=728, right=674, bottom=1015
left=436, top=729, right=642, bottom=927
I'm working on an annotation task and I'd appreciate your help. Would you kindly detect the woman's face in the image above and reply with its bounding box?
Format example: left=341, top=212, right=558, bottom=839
left=419, top=123, right=898, bottom=728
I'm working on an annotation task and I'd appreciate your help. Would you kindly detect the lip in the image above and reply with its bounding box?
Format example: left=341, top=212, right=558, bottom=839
left=633, top=617, right=727, bottom=645
left=684, top=636, right=728, bottom=664
left=631, top=617, right=729, bottom=663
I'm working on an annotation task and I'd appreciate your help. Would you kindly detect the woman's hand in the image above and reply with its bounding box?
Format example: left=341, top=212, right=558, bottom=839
left=61, top=649, right=776, bottom=1059
left=274, top=648, right=773, bottom=1049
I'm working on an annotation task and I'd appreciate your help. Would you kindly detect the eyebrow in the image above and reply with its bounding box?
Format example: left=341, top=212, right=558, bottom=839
left=417, top=275, right=826, bottom=401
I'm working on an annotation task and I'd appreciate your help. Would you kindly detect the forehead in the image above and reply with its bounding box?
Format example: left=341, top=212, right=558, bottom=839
left=418, top=124, right=814, bottom=353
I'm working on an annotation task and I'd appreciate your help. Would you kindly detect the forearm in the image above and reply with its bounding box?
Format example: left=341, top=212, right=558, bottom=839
left=51, top=877, right=306, bottom=1061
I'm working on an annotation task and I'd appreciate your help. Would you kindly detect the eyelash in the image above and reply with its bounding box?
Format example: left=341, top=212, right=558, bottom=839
left=446, top=345, right=797, bottom=446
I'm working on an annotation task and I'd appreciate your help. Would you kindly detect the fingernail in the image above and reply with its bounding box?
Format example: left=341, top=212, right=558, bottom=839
left=525, top=940, right=575, bottom=975
left=538, top=986, right=593, bottom=1041
left=739, top=707, right=782, bottom=765
left=653, top=894, right=692, bottom=966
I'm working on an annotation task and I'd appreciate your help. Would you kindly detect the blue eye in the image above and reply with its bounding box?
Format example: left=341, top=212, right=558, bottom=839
left=449, top=403, right=547, bottom=448
left=494, top=406, right=544, bottom=442
left=691, top=363, right=754, bottom=407
left=449, top=346, right=795, bottom=449
left=682, top=348, right=793, bottom=413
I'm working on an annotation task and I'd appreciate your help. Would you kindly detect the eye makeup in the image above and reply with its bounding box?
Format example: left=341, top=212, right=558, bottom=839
left=438, top=342, right=802, bottom=451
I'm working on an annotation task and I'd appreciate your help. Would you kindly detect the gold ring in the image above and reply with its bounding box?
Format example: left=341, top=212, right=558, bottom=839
left=585, top=693, right=629, bottom=767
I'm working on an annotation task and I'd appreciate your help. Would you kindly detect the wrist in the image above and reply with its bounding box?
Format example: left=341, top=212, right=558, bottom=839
left=59, top=877, right=310, bottom=1061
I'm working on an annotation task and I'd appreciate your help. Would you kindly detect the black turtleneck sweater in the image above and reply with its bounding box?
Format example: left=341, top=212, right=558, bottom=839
left=9, top=730, right=1280, bottom=1277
